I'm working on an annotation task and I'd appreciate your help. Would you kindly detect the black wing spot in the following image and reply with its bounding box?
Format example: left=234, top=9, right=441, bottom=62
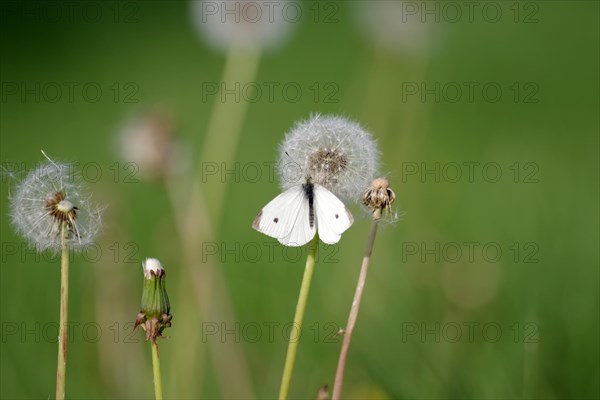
left=335, top=214, right=339, bottom=219
left=274, top=217, right=279, bottom=223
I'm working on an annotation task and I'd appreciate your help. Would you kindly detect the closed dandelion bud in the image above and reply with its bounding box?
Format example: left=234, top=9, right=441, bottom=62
left=135, top=258, right=172, bottom=343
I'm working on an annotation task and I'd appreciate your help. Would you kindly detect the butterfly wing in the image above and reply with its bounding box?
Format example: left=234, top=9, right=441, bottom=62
left=314, top=185, right=354, bottom=244
left=252, top=186, right=316, bottom=247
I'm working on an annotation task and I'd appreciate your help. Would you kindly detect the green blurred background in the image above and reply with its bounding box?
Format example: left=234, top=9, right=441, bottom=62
left=1, top=1, right=598, bottom=399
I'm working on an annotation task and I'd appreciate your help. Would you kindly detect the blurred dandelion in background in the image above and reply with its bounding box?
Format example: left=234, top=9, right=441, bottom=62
left=351, top=1, right=444, bottom=155
left=190, top=0, right=298, bottom=52
left=188, top=0, right=299, bottom=216
left=352, top=0, right=443, bottom=58
left=165, top=6, right=301, bottom=396
left=117, top=108, right=188, bottom=182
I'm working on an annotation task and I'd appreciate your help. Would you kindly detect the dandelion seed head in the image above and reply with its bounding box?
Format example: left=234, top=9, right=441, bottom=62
left=9, top=154, right=104, bottom=253
left=278, top=114, right=379, bottom=202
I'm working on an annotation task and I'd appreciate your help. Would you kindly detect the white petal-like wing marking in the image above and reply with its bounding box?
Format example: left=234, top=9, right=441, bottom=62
left=314, top=184, right=353, bottom=244
left=252, top=186, right=316, bottom=247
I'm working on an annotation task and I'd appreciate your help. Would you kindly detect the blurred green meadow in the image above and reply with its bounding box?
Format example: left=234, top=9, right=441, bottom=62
left=1, top=1, right=598, bottom=399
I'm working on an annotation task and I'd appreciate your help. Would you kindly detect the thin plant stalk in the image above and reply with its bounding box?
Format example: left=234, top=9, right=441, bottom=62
left=168, top=45, right=260, bottom=398
left=279, top=236, right=319, bottom=400
left=56, top=222, right=69, bottom=400
left=197, top=44, right=261, bottom=218
left=361, top=47, right=428, bottom=157
left=151, top=342, right=163, bottom=400
left=332, top=209, right=382, bottom=400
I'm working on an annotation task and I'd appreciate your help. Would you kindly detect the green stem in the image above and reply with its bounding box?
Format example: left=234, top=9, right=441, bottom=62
left=197, top=45, right=261, bottom=222
left=56, top=223, right=69, bottom=400
left=151, top=341, right=163, bottom=400
left=278, top=236, right=319, bottom=400
left=168, top=45, right=260, bottom=399
left=332, top=209, right=382, bottom=400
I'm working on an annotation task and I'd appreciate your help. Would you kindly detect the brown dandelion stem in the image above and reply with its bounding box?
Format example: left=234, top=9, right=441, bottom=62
left=151, top=341, right=163, bottom=400
left=332, top=209, right=382, bottom=400
left=279, top=235, right=319, bottom=400
left=55, top=222, right=69, bottom=400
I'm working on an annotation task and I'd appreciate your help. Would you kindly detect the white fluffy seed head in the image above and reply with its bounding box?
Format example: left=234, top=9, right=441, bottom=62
left=191, top=0, right=297, bottom=52
left=9, top=154, right=104, bottom=253
left=278, top=114, right=380, bottom=202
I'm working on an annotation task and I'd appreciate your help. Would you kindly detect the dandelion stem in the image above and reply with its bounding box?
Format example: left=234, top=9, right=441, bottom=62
left=332, top=209, right=382, bottom=400
left=279, top=235, right=319, bottom=400
left=167, top=44, right=260, bottom=399
left=198, top=45, right=261, bottom=218
left=151, top=341, right=163, bottom=400
left=56, top=222, right=69, bottom=400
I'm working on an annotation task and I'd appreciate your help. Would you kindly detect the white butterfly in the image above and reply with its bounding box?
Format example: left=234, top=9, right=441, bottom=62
left=252, top=177, right=354, bottom=247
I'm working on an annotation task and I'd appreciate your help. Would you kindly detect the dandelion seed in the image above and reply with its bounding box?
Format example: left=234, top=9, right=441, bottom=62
left=9, top=152, right=104, bottom=253
left=278, top=114, right=379, bottom=202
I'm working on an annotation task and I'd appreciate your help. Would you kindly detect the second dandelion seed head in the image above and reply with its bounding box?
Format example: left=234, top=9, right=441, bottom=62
left=9, top=153, right=103, bottom=253
left=278, top=114, right=380, bottom=202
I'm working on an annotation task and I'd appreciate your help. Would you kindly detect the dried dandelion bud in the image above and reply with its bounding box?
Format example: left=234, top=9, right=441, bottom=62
left=363, top=178, right=395, bottom=215
left=135, top=258, right=172, bottom=343
left=278, top=114, right=380, bottom=202
left=9, top=152, right=103, bottom=252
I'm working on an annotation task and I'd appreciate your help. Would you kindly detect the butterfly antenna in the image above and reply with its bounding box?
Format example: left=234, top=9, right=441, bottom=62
left=284, top=151, right=302, bottom=167
left=284, top=151, right=308, bottom=180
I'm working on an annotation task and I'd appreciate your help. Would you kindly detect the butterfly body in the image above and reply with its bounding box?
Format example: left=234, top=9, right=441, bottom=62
left=253, top=176, right=353, bottom=247
left=302, top=178, right=315, bottom=228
